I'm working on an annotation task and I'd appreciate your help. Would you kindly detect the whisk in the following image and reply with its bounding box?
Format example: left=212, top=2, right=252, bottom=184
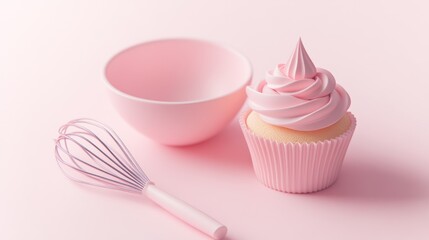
left=54, top=118, right=227, bottom=239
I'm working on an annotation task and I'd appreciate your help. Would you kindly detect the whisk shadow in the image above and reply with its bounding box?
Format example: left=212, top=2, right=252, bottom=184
left=310, top=150, right=429, bottom=204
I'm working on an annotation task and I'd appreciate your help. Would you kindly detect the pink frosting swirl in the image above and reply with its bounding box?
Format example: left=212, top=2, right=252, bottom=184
left=247, top=39, right=351, bottom=131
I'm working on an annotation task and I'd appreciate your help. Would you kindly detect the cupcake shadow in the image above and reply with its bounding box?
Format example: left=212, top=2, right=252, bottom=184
left=313, top=151, right=429, bottom=203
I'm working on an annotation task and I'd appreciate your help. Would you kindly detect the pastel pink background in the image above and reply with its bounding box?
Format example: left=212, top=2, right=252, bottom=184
left=1, top=0, right=428, bottom=239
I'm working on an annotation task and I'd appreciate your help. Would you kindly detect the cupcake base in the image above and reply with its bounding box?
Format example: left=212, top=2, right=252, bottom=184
left=240, top=110, right=356, bottom=193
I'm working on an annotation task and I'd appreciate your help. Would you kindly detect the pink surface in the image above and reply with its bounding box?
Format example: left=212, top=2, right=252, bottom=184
left=105, top=39, right=251, bottom=146
left=1, top=1, right=429, bottom=240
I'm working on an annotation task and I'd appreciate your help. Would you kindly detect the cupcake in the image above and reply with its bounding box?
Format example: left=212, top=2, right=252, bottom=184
left=240, top=39, right=356, bottom=193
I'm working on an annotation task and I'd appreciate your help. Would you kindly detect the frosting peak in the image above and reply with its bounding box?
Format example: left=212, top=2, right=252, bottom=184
left=246, top=39, right=351, bottom=131
left=285, top=38, right=317, bottom=80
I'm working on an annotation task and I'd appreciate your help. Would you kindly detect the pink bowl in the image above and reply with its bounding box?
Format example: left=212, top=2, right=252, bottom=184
left=104, top=39, right=252, bottom=146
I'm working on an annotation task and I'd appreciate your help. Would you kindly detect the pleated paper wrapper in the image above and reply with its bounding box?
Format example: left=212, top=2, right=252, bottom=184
left=240, top=111, right=356, bottom=193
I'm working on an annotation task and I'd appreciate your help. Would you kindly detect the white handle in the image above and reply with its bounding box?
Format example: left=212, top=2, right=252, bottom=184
left=143, top=183, right=227, bottom=240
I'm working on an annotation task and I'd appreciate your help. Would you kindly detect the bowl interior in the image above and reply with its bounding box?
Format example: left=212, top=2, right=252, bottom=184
left=105, top=39, right=251, bottom=103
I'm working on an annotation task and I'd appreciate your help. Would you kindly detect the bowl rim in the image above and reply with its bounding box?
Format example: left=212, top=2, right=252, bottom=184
left=103, top=38, right=253, bottom=105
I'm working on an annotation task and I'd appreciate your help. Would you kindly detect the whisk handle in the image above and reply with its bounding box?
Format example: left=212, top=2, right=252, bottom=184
left=143, top=183, right=227, bottom=240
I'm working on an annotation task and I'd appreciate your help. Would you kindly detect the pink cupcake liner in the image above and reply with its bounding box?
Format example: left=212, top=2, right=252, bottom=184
left=239, top=110, right=356, bottom=193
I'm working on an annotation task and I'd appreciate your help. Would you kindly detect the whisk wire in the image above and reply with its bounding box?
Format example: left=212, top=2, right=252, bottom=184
left=68, top=118, right=150, bottom=182
left=55, top=118, right=151, bottom=193
left=90, top=120, right=149, bottom=181
left=55, top=136, right=143, bottom=191
left=55, top=142, right=141, bottom=193
left=65, top=132, right=145, bottom=188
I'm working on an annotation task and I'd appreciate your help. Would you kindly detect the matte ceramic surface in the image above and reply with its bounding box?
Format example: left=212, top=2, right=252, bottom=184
left=105, top=39, right=252, bottom=146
